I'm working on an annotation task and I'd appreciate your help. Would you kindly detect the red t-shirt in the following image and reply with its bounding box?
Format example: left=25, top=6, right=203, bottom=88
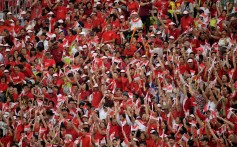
left=55, top=6, right=67, bottom=20
left=66, top=128, right=79, bottom=141
left=43, top=59, right=56, bottom=69
left=101, top=30, right=116, bottom=42
left=91, top=91, right=103, bottom=108
left=146, top=138, right=162, bottom=147
left=50, top=46, right=63, bottom=63
left=11, top=72, right=25, bottom=83
left=0, top=83, right=8, bottom=92
left=77, top=133, right=92, bottom=147
left=127, top=1, right=139, bottom=13
left=180, top=16, right=194, bottom=31
left=31, top=5, right=42, bottom=20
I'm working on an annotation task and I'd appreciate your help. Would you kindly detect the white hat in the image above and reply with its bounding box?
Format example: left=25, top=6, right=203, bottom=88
left=58, top=19, right=64, bottom=23
left=64, top=44, right=69, bottom=48
left=81, top=74, right=87, bottom=78
left=183, top=11, right=189, bottom=14
left=21, top=11, right=26, bottom=15
left=79, top=32, right=86, bottom=35
left=82, top=115, right=88, bottom=118
left=82, top=45, right=87, bottom=48
left=9, top=19, right=14, bottom=22
left=53, top=73, right=58, bottom=77
left=6, top=48, right=11, bottom=52
left=48, top=11, right=54, bottom=15
left=187, top=59, right=193, bottom=63
left=190, top=114, right=195, bottom=117
left=46, top=33, right=56, bottom=38
left=150, top=34, right=155, bottom=37
left=157, top=104, right=162, bottom=107
left=120, top=70, right=125, bottom=73
left=90, top=12, right=96, bottom=16
left=150, top=129, right=157, bottom=134
left=4, top=70, right=9, bottom=73
left=96, top=2, right=101, bottom=5
left=27, top=30, right=33, bottom=33
left=93, top=84, right=99, bottom=88
left=131, top=11, right=138, bottom=15
left=7, top=12, right=12, bottom=15
left=156, top=31, right=161, bottom=35
left=169, top=22, right=176, bottom=26
left=0, top=19, right=4, bottom=22
left=0, top=64, right=4, bottom=66
left=101, top=56, right=108, bottom=59
left=119, top=15, right=125, bottom=19
left=156, top=63, right=161, bottom=67
left=169, top=36, right=175, bottom=39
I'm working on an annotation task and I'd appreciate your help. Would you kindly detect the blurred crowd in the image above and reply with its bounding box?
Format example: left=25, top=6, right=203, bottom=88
left=0, top=0, right=237, bottom=146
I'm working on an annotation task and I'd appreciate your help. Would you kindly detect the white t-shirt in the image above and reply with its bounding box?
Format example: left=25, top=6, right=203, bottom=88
left=99, top=108, right=108, bottom=120
left=200, top=7, right=210, bottom=16
left=129, top=19, right=143, bottom=31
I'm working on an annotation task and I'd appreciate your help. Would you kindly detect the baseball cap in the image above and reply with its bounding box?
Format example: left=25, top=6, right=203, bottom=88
left=169, top=22, right=176, bottom=26
left=119, top=15, right=125, bottom=19
left=131, top=11, right=138, bottom=15
left=156, top=31, right=161, bottom=35
left=187, top=59, right=193, bottom=63
left=183, top=11, right=189, bottom=14
left=48, top=11, right=54, bottom=15
left=53, top=73, right=58, bottom=77
left=169, top=36, right=175, bottom=39
left=58, top=19, right=64, bottom=23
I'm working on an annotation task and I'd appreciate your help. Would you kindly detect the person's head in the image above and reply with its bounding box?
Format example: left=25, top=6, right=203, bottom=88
left=221, top=29, right=227, bottom=37
left=119, top=113, right=126, bottom=121
left=112, top=138, right=118, bottom=146
left=106, top=24, right=112, bottom=31
left=187, top=58, right=194, bottom=67
left=221, top=10, right=227, bottom=17
left=81, top=127, right=89, bottom=136
left=61, top=108, right=69, bottom=118
left=168, top=135, right=175, bottom=146
left=222, top=74, right=229, bottom=83
left=23, top=84, right=30, bottom=92
left=48, top=100, right=55, bottom=108
left=68, top=99, right=76, bottom=108
left=183, top=10, right=189, bottom=17
left=139, top=141, right=147, bottom=147
left=48, top=66, right=54, bottom=75
left=201, top=137, right=209, bottom=146
left=163, top=41, right=169, bottom=48
left=222, top=86, right=231, bottom=96
left=228, top=134, right=237, bottom=144
left=150, top=130, right=158, bottom=140
left=58, top=0, right=63, bottom=6
left=14, top=64, right=21, bottom=73
left=131, top=11, right=139, bottom=19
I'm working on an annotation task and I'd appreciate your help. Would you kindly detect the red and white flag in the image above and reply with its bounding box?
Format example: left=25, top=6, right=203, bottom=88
left=37, top=100, right=43, bottom=107
left=227, top=108, right=234, bottom=119
left=110, top=131, right=116, bottom=140
left=203, top=103, right=209, bottom=112
left=182, top=133, right=190, bottom=142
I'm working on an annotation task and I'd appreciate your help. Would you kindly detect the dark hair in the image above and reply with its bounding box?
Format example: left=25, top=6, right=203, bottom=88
left=83, top=127, right=90, bottom=132
left=48, top=66, right=54, bottom=71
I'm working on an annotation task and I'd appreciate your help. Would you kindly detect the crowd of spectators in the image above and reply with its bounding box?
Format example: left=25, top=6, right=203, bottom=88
left=0, top=0, right=237, bottom=146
